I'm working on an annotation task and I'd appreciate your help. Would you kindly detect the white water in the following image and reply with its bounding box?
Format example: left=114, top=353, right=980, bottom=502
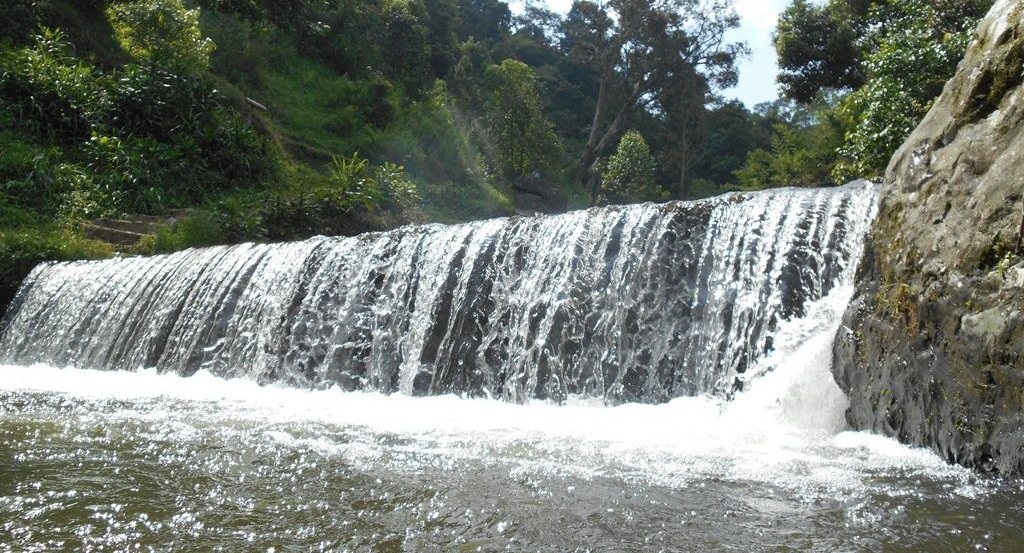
left=0, top=183, right=881, bottom=403
left=0, top=287, right=977, bottom=502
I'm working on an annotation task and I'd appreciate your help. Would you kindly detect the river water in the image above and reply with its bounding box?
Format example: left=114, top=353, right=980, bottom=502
left=2, top=292, right=1022, bottom=551
left=2, top=184, right=1023, bottom=551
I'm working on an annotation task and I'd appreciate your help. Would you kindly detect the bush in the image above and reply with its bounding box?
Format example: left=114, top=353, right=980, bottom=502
left=327, top=153, right=419, bottom=212
left=106, top=0, right=215, bottom=73
left=599, top=130, right=661, bottom=204
left=0, top=29, right=107, bottom=142
left=136, top=211, right=228, bottom=253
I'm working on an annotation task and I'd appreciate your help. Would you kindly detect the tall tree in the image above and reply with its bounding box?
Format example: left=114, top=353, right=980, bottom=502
left=456, top=0, right=512, bottom=45
left=483, top=59, right=562, bottom=178
left=562, top=0, right=745, bottom=202
left=773, top=0, right=868, bottom=103
left=654, top=57, right=710, bottom=198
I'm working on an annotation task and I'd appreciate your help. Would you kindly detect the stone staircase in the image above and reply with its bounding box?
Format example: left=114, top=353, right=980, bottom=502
left=83, top=210, right=190, bottom=248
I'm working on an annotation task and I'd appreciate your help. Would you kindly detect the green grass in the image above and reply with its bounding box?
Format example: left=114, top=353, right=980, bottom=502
left=0, top=205, right=114, bottom=312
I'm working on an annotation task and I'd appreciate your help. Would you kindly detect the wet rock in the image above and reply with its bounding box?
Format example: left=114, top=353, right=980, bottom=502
left=512, top=174, right=568, bottom=215
left=833, top=0, right=1024, bottom=474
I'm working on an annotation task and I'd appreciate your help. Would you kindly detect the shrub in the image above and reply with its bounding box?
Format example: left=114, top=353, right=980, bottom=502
left=136, top=211, right=227, bottom=253
left=327, top=153, right=419, bottom=212
left=0, top=29, right=107, bottom=142
left=600, top=131, right=661, bottom=204
left=106, top=0, right=215, bottom=73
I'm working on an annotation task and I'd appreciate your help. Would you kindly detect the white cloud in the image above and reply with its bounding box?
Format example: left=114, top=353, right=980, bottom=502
left=733, top=0, right=789, bottom=30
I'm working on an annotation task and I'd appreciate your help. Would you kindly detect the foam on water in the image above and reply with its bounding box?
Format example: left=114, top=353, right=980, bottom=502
left=0, top=287, right=978, bottom=502
left=0, top=183, right=881, bottom=402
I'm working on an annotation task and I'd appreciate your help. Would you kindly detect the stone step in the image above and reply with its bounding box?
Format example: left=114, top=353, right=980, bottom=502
left=120, top=214, right=167, bottom=225
left=92, top=218, right=163, bottom=234
left=82, top=224, right=148, bottom=247
left=83, top=210, right=191, bottom=249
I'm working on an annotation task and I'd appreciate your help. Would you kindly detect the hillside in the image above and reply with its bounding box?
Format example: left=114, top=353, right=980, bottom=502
left=0, top=0, right=991, bottom=314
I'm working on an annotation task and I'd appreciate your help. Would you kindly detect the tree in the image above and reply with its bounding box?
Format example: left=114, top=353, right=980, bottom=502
left=832, top=0, right=990, bottom=180
left=451, top=38, right=491, bottom=110
left=422, top=0, right=461, bottom=78
left=195, top=0, right=331, bottom=32
left=773, top=0, right=867, bottom=103
left=456, top=0, right=511, bottom=45
left=600, top=130, right=660, bottom=204
left=483, top=59, right=562, bottom=178
left=733, top=99, right=847, bottom=189
left=106, top=0, right=214, bottom=73
left=687, top=100, right=765, bottom=189
left=381, top=0, right=433, bottom=95
left=655, top=62, right=709, bottom=198
left=562, top=0, right=745, bottom=201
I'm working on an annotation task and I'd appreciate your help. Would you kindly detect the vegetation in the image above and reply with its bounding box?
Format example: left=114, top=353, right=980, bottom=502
left=748, top=0, right=992, bottom=184
left=0, top=0, right=997, bottom=311
left=600, top=130, right=660, bottom=204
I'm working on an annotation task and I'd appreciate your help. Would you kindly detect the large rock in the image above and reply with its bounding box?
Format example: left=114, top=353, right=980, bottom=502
left=833, top=0, right=1024, bottom=473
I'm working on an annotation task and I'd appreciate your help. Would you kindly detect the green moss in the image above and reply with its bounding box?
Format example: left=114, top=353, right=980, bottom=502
left=977, top=234, right=1015, bottom=271
left=963, top=28, right=1024, bottom=124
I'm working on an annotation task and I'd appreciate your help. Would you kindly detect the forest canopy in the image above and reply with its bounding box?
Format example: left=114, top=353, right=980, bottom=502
left=0, top=0, right=995, bottom=307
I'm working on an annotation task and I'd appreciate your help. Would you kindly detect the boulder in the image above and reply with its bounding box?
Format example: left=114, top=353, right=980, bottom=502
left=833, top=0, right=1024, bottom=473
left=513, top=174, right=569, bottom=215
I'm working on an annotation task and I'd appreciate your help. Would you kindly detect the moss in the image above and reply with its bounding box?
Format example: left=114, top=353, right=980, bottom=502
left=963, top=30, right=1024, bottom=125
left=977, top=233, right=1015, bottom=271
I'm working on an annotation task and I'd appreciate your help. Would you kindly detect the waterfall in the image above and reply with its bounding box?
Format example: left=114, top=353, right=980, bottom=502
left=0, top=181, right=878, bottom=403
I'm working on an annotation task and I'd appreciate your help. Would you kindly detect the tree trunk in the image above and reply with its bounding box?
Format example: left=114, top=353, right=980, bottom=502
left=677, top=155, right=689, bottom=199
left=576, top=67, right=612, bottom=190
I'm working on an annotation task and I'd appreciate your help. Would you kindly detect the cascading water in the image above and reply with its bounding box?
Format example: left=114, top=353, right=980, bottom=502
left=1, top=181, right=877, bottom=402
left=4, top=181, right=1022, bottom=552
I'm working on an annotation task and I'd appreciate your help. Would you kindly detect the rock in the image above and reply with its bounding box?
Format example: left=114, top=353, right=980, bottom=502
left=833, top=0, right=1024, bottom=474
left=512, top=174, right=569, bottom=215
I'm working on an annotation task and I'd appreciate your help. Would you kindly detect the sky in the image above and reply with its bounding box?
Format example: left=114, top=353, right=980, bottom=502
left=522, top=0, right=789, bottom=108
left=726, top=0, right=789, bottom=107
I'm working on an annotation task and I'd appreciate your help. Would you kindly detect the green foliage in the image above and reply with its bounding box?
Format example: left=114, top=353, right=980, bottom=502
left=0, top=29, right=108, bottom=142
left=106, top=0, right=214, bottom=73
left=734, top=100, right=847, bottom=189
left=483, top=59, right=562, bottom=178
left=243, top=44, right=393, bottom=157
left=774, top=0, right=866, bottom=103
left=0, top=218, right=113, bottom=263
left=0, top=27, right=270, bottom=219
left=831, top=0, right=980, bottom=181
left=688, top=101, right=770, bottom=189
left=0, top=0, right=40, bottom=46
left=451, top=39, right=490, bottom=110
left=773, top=0, right=990, bottom=182
left=600, top=131, right=661, bottom=204
left=195, top=0, right=331, bottom=34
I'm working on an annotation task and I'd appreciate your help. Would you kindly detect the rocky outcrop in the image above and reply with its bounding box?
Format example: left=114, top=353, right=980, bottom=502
left=512, top=175, right=569, bottom=215
left=833, top=0, right=1024, bottom=474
